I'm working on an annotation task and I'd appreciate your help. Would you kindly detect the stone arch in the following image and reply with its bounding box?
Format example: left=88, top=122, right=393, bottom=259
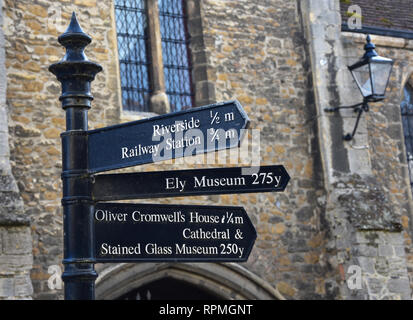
left=95, top=263, right=284, bottom=300
left=400, top=75, right=413, bottom=177
left=401, top=69, right=413, bottom=93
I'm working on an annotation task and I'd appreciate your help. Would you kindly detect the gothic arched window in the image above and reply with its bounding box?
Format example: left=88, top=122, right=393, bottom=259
left=114, top=0, right=194, bottom=113
left=401, top=82, right=413, bottom=186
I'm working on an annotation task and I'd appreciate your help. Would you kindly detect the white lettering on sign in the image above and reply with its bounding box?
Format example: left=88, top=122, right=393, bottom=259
left=165, top=177, right=186, bottom=192
left=121, top=135, right=202, bottom=160
left=182, top=228, right=230, bottom=240
left=175, top=244, right=219, bottom=255
left=121, top=144, right=160, bottom=159
left=145, top=243, right=172, bottom=255
left=194, top=176, right=246, bottom=188
left=189, top=211, right=220, bottom=224
left=152, top=117, right=200, bottom=138
left=165, top=135, right=202, bottom=150
left=131, top=210, right=185, bottom=223
left=251, top=172, right=281, bottom=187
left=100, top=243, right=141, bottom=255
left=95, top=209, right=128, bottom=222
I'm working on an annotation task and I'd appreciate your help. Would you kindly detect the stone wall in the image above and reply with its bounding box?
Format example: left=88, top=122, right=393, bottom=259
left=3, top=0, right=337, bottom=300
left=302, top=0, right=412, bottom=299
left=344, top=32, right=413, bottom=298
left=197, top=0, right=338, bottom=299
left=0, top=0, right=33, bottom=300
left=2, top=0, right=121, bottom=299
left=2, top=0, right=412, bottom=300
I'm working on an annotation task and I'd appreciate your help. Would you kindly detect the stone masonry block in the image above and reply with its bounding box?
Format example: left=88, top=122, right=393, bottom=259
left=0, top=134, right=10, bottom=158
left=14, top=274, right=33, bottom=298
left=387, top=277, right=411, bottom=297
left=379, top=232, right=404, bottom=246
left=394, top=246, right=406, bottom=257
left=2, top=227, right=32, bottom=255
left=0, top=174, right=19, bottom=192
left=0, top=277, right=14, bottom=298
left=388, top=258, right=409, bottom=279
left=353, top=244, right=378, bottom=257
left=0, top=255, right=33, bottom=274
left=375, top=257, right=389, bottom=276
left=0, top=0, right=3, bottom=26
left=366, top=277, right=385, bottom=295
left=357, top=256, right=375, bottom=274
left=355, top=231, right=378, bottom=244
left=378, top=244, right=394, bottom=257
left=0, top=107, right=7, bottom=131
left=308, top=0, right=332, bottom=17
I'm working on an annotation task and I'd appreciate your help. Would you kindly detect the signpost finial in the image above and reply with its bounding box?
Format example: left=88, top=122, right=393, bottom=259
left=49, top=11, right=102, bottom=116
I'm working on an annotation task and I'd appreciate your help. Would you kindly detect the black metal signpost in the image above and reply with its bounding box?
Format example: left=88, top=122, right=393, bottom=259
left=49, top=13, right=102, bottom=300
left=49, top=14, right=290, bottom=300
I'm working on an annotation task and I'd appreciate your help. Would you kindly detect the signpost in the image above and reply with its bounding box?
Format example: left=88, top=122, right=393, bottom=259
left=49, top=13, right=290, bottom=300
left=94, top=203, right=256, bottom=262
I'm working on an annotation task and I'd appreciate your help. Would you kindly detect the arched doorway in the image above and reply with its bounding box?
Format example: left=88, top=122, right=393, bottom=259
left=117, top=277, right=224, bottom=300
left=95, top=262, right=284, bottom=300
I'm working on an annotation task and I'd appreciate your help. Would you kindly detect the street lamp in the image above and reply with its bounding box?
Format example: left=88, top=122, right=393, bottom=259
left=325, top=35, right=394, bottom=140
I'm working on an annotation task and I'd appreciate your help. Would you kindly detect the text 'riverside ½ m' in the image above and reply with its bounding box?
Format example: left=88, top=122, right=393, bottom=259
left=49, top=13, right=290, bottom=300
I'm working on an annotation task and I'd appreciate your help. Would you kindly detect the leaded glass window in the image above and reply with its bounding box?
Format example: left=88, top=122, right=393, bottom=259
left=159, top=0, right=194, bottom=111
left=401, top=83, right=413, bottom=185
left=115, top=0, right=151, bottom=112
left=114, top=0, right=194, bottom=113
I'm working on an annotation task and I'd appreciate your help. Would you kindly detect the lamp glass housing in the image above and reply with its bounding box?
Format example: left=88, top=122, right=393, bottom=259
left=349, top=55, right=393, bottom=102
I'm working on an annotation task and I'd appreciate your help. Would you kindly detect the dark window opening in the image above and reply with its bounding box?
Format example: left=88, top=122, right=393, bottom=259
left=401, top=83, right=413, bottom=188
left=159, top=0, right=194, bottom=112
left=115, top=0, right=152, bottom=112
left=117, top=277, right=225, bottom=300
left=114, top=0, right=194, bottom=113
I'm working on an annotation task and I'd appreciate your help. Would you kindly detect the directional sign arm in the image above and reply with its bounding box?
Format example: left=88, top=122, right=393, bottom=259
left=91, top=165, right=290, bottom=201
left=88, top=100, right=249, bottom=173
left=94, top=203, right=257, bottom=263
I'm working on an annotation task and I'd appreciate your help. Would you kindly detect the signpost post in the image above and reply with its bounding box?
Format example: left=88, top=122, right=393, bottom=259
left=49, top=13, right=290, bottom=300
left=49, top=13, right=102, bottom=300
